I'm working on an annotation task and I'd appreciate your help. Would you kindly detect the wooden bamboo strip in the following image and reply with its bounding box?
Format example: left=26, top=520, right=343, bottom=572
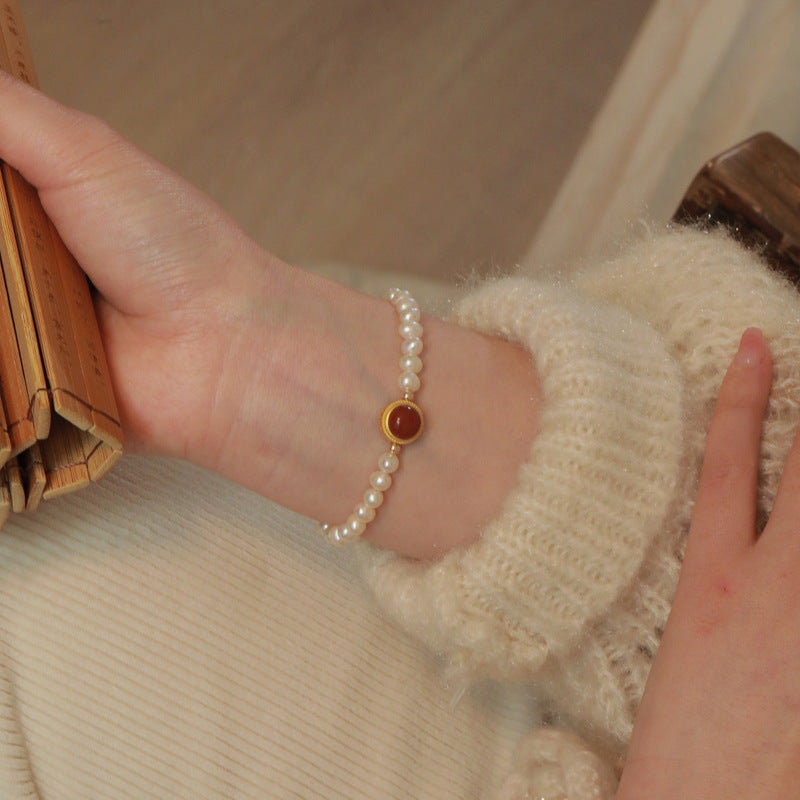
left=4, top=456, right=23, bottom=512
left=0, top=233, right=36, bottom=457
left=0, top=265, right=18, bottom=460
left=0, top=156, right=48, bottom=447
left=21, top=441, right=45, bottom=511
left=0, top=169, right=91, bottom=426
left=0, top=469, right=10, bottom=528
left=40, top=416, right=90, bottom=500
left=86, top=439, right=122, bottom=483
left=0, top=2, right=35, bottom=86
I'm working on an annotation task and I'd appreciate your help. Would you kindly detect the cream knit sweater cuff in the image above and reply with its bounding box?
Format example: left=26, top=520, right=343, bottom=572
left=356, top=276, right=685, bottom=682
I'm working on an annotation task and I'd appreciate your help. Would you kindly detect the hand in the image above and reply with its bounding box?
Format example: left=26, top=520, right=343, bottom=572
left=0, top=73, right=539, bottom=558
left=0, top=70, right=297, bottom=461
left=617, top=327, right=800, bottom=797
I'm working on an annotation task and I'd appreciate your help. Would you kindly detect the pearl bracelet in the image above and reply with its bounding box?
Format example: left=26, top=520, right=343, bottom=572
left=320, top=288, right=424, bottom=545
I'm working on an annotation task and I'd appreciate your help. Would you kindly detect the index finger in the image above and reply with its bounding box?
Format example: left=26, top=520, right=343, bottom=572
left=683, top=328, right=773, bottom=571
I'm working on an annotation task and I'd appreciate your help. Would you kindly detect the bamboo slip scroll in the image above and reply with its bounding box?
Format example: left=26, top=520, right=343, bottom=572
left=0, top=0, right=123, bottom=526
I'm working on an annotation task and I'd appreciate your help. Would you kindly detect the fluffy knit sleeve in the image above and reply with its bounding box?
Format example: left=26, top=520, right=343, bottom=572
left=355, top=274, right=686, bottom=681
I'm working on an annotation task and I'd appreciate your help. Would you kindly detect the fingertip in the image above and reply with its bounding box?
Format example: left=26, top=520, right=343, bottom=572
left=718, top=327, right=773, bottom=412
left=734, top=327, right=768, bottom=369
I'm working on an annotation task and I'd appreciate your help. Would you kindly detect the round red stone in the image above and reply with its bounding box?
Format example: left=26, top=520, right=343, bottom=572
left=387, top=403, right=422, bottom=442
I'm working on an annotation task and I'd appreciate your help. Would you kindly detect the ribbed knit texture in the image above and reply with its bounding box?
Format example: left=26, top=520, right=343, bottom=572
left=0, top=456, right=536, bottom=799
left=359, top=226, right=800, bottom=797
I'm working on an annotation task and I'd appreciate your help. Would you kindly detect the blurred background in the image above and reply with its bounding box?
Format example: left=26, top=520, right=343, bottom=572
left=22, top=0, right=652, bottom=284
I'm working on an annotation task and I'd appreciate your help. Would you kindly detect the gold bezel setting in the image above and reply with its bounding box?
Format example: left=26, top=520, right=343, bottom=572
left=380, top=399, right=424, bottom=446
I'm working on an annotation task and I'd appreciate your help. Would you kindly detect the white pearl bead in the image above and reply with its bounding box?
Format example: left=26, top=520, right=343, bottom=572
left=398, top=371, right=421, bottom=393
left=399, top=354, right=422, bottom=374
left=400, top=308, right=421, bottom=324
left=378, top=452, right=400, bottom=473
left=329, top=526, right=345, bottom=544
left=370, top=470, right=392, bottom=491
left=387, top=288, right=405, bottom=302
left=355, top=503, right=376, bottom=523
left=364, top=488, right=384, bottom=509
left=399, top=321, right=423, bottom=339
left=401, top=337, right=423, bottom=356
left=346, top=515, right=367, bottom=537
left=397, top=298, right=418, bottom=314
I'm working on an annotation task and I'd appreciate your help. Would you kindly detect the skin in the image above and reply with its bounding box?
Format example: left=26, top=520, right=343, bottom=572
left=617, top=327, right=800, bottom=798
left=0, top=71, right=540, bottom=560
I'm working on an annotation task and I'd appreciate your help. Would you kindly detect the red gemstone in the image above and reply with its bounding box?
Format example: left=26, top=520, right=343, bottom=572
left=388, top=403, right=422, bottom=441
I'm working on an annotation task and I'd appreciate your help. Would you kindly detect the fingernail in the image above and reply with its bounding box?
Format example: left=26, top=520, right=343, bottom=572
left=734, top=327, right=765, bottom=367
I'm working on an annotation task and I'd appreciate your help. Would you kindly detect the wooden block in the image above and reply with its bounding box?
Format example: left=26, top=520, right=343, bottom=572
left=674, top=132, right=800, bottom=284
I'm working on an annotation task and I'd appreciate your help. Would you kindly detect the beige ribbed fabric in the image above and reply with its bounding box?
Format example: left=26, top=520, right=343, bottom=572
left=359, top=226, right=800, bottom=795
left=0, top=456, right=538, bottom=799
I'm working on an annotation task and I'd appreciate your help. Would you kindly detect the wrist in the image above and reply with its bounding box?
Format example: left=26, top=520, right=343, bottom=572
left=192, top=263, right=541, bottom=561
left=361, top=315, right=540, bottom=558
left=194, top=262, right=400, bottom=511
